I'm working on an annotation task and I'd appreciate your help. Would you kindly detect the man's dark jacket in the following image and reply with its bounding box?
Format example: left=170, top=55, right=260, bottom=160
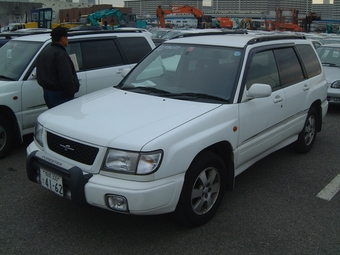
left=36, top=43, right=80, bottom=95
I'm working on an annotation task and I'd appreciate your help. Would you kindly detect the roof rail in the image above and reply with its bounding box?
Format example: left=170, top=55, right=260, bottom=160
left=67, top=29, right=145, bottom=36
left=0, top=31, right=51, bottom=39
left=171, top=29, right=248, bottom=39
left=247, top=35, right=306, bottom=45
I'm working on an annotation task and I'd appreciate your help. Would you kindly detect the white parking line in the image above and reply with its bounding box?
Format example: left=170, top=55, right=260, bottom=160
left=316, top=174, right=340, bottom=201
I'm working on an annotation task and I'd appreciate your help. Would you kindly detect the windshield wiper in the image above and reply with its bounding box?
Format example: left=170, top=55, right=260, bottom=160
left=163, top=92, right=229, bottom=102
left=322, top=62, right=340, bottom=67
left=122, top=86, right=172, bottom=95
left=0, top=75, right=15, bottom=81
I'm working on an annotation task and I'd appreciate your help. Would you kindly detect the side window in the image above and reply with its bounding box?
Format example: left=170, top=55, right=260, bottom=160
left=82, top=40, right=124, bottom=70
left=245, top=50, right=280, bottom=90
left=296, top=44, right=322, bottom=78
left=117, top=37, right=152, bottom=64
left=274, top=47, right=304, bottom=87
left=66, top=42, right=83, bottom=71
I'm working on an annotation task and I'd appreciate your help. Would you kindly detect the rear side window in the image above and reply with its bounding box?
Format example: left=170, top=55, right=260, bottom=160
left=296, top=44, right=322, bottom=78
left=274, top=47, right=304, bottom=87
left=82, top=40, right=124, bottom=70
left=117, top=37, right=152, bottom=64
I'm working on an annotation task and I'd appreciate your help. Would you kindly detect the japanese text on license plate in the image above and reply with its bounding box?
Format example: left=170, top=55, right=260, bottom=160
left=40, top=169, right=63, bottom=196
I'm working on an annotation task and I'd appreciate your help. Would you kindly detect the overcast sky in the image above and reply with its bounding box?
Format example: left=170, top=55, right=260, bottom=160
left=98, top=0, right=331, bottom=8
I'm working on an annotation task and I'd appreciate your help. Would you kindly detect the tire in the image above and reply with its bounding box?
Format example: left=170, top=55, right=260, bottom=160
left=174, top=151, right=226, bottom=227
left=0, top=114, right=14, bottom=159
left=294, top=107, right=318, bottom=153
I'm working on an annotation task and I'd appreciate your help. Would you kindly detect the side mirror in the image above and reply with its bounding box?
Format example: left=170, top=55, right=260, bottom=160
left=28, top=67, right=37, bottom=80
left=121, top=68, right=131, bottom=77
left=246, top=83, right=272, bottom=98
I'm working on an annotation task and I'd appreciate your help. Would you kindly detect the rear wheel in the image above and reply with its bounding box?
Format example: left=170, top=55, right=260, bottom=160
left=0, top=114, right=14, bottom=159
left=294, top=107, right=318, bottom=153
left=175, top=151, right=226, bottom=227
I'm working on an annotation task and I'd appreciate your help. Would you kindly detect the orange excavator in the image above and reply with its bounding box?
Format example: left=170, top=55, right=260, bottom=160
left=157, top=5, right=206, bottom=28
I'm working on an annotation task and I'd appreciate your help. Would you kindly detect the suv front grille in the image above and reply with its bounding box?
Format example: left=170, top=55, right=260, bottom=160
left=47, top=132, right=99, bottom=165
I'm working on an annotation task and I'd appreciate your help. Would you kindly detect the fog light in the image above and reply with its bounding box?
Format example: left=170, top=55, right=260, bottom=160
left=106, top=195, right=128, bottom=212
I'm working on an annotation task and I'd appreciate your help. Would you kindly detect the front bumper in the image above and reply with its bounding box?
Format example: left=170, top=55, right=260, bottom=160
left=327, top=88, right=340, bottom=104
left=26, top=150, right=93, bottom=205
left=26, top=145, right=185, bottom=215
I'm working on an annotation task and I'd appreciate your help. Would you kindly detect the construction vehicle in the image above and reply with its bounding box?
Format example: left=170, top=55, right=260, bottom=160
left=24, top=8, right=53, bottom=29
left=301, top=12, right=321, bottom=32
left=79, top=8, right=146, bottom=29
left=241, top=18, right=253, bottom=29
left=274, top=8, right=304, bottom=32
left=157, top=5, right=210, bottom=29
left=24, top=7, right=84, bottom=30
left=215, top=17, right=233, bottom=29
left=276, top=8, right=304, bottom=31
left=263, top=8, right=304, bottom=32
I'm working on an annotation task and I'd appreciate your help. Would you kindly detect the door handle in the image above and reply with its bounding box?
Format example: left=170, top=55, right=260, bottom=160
left=303, top=84, right=309, bottom=91
left=273, top=95, right=283, bottom=103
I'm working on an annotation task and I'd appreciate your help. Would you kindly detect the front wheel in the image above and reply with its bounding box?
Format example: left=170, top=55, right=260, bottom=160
left=174, top=151, right=226, bottom=227
left=294, top=107, right=318, bottom=153
left=0, top=114, right=14, bottom=159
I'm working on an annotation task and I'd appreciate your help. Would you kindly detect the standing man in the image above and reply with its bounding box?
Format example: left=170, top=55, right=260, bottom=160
left=36, top=26, right=80, bottom=109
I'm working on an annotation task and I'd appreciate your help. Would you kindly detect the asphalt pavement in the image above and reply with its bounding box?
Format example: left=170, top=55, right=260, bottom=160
left=1, top=104, right=339, bottom=255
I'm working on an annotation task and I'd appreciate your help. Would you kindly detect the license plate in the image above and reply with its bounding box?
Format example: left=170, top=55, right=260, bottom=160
left=40, top=169, right=63, bottom=196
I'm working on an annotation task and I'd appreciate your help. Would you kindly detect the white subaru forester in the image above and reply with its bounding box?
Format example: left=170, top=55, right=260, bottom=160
left=27, top=33, right=328, bottom=227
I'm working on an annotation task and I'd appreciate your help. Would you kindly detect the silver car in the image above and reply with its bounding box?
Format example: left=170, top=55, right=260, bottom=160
left=317, top=44, right=340, bottom=104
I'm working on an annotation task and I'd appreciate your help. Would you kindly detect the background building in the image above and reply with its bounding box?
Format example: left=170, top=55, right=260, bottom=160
left=0, top=0, right=339, bottom=29
left=124, top=0, right=339, bottom=21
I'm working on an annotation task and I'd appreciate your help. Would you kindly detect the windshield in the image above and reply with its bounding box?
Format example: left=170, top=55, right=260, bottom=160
left=0, top=40, right=43, bottom=80
left=317, top=46, right=340, bottom=67
left=119, top=43, right=243, bottom=103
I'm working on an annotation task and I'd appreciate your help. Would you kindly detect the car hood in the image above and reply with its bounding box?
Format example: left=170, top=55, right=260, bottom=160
left=39, top=87, right=221, bottom=151
left=323, top=66, right=340, bottom=83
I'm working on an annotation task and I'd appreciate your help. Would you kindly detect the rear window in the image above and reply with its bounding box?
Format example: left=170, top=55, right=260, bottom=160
left=274, top=47, right=304, bottom=87
left=82, top=40, right=124, bottom=70
left=117, top=37, right=152, bottom=64
left=296, top=44, right=322, bottom=78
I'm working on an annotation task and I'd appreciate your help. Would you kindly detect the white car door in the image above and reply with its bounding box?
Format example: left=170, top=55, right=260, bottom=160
left=273, top=47, right=310, bottom=140
left=79, top=39, right=132, bottom=94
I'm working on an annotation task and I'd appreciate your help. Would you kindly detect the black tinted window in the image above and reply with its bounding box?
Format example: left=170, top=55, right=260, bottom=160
left=296, top=44, right=321, bottom=78
left=118, top=37, right=152, bottom=64
left=82, top=40, right=124, bottom=70
left=274, top=47, right=304, bottom=87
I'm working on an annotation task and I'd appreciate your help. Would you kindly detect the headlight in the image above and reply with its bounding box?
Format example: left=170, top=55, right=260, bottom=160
left=330, top=80, right=340, bottom=88
left=103, top=149, right=163, bottom=175
left=34, top=121, right=44, bottom=147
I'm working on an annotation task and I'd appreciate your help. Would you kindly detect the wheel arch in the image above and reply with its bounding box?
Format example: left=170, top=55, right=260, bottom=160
left=190, top=141, right=235, bottom=191
left=0, top=105, right=22, bottom=144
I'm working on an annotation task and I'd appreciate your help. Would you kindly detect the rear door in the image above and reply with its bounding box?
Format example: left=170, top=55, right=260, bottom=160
left=81, top=39, right=130, bottom=94
left=276, top=45, right=322, bottom=139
